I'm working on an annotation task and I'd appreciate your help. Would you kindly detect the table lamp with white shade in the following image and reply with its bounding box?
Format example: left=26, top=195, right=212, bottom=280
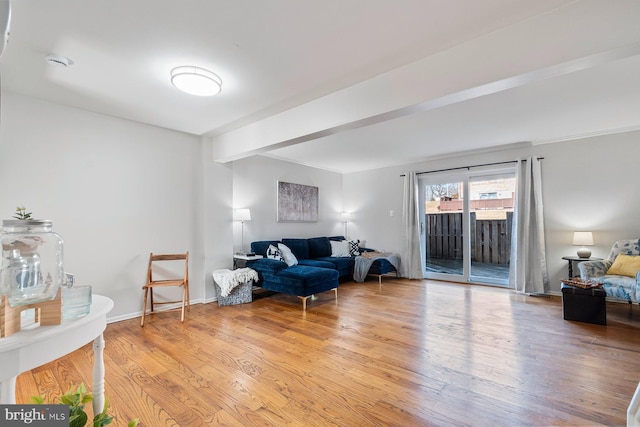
left=234, top=208, right=251, bottom=254
left=573, top=231, right=594, bottom=258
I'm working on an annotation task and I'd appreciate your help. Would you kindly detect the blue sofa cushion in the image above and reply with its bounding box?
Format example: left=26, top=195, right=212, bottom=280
left=271, top=265, right=339, bottom=296
left=282, top=238, right=310, bottom=260
left=298, top=259, right=336, bottom=269
left=246, top=258, right=288, bottom=275
left=251, top=240, right=281, bottom=257
left=328, top=235, right=345, bottom=241
left=368, top=258, right=397, bottom=275
left=316, top=256, right=355, bottom=277
left=308, top=237, right=332, bottom=258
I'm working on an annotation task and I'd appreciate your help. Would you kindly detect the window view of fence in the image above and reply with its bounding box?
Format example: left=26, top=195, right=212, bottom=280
left=425, top=176, right=515, bottom=283
left=426, top=211, right=512, bottom=263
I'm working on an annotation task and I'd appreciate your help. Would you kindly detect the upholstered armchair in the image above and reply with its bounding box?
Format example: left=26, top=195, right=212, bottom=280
left=579, top=239, right=640, bottom=303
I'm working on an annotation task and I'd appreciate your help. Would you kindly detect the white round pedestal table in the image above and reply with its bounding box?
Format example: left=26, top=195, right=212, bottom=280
left=0, top=295, right=114, bottom=415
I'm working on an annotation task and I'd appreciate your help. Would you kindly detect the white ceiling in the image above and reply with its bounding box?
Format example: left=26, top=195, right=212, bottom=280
left=2, top=0, right=639, bottom=173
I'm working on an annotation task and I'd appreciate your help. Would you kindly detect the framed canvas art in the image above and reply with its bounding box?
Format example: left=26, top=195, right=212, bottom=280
left=277, top=181, right=318, bottom=222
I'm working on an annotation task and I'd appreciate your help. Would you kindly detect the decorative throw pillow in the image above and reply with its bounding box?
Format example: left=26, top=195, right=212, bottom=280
left=266, top=244, right=284, bottom=262
left=330, top=240, right=351, bottom=257
left=347, top=239, right=360, bottom=256
left=607, top=254, right=640, bottom=277
left=277, top=243, right=298, bottom=267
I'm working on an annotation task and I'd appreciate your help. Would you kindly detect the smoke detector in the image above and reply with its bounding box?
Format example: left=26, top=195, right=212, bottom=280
left=45, top=53, right=72, bottom=67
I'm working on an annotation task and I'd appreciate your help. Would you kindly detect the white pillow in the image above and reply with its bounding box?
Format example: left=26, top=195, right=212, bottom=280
left=266, top=244, right=284, bottom=262
left=277, top=243, right=298, bottom=266
left=330, top=240, right=351, bottom=257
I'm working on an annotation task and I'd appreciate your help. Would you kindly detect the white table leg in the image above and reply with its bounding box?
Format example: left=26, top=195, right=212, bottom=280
left=92, top=333, right=106, bottom=415
left=0, top=377, right=17, bottom=404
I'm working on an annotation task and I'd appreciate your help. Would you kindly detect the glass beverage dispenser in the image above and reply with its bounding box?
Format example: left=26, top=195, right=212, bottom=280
left=0, top=220, right=64, bottom=306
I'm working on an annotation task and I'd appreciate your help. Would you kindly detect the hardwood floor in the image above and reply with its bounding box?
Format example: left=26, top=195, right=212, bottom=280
left=15, top=279, right=640, bottom=426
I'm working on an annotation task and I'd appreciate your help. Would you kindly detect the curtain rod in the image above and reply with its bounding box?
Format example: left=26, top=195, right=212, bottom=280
left=399, top=157, right=544, bottom=177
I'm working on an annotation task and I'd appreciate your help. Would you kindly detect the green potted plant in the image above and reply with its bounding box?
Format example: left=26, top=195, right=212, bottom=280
left=32, top=383, right=139, bottom=427
left=13, top=206, right=33, bottom=220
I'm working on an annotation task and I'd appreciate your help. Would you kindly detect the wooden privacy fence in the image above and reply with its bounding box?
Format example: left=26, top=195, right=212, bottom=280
left=426, top=212, right=513, bottom=264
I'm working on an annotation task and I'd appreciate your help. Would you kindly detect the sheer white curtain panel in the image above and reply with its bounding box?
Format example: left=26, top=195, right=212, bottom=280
left=509, top=157, right=548, bottom=294
left=401, top=171, right=425, bottom=279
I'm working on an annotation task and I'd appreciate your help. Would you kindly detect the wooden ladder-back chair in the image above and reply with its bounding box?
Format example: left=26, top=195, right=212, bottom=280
left=141, top=252, right=189, bottom=326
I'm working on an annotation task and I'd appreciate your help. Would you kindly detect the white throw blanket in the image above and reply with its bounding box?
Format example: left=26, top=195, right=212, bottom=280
left=212, top=268, right=258, bottom=297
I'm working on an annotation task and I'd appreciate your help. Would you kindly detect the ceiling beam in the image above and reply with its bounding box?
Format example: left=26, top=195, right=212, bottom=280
left=211, top=0, right=640, bottom=163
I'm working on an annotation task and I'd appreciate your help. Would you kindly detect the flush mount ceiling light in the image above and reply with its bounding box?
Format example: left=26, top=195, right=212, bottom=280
left=170, top=65, right=222, bottom=96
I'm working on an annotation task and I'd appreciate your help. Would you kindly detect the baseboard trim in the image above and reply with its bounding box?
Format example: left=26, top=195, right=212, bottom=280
left=107, top=297, right=217, bottom=324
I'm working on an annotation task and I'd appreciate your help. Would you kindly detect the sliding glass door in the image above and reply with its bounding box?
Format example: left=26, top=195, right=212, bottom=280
left=468, top=173, right=515, bottom=285
left=420, top=167, right=515, bottom=286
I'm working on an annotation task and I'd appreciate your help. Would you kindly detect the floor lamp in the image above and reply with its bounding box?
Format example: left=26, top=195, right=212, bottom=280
left=234, top=208, right=251, bottom=254
left=341, top=212, right=351, bottom=238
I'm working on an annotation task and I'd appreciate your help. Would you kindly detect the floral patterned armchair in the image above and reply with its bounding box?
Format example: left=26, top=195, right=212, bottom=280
left=579, top=239, right=640, bottom=303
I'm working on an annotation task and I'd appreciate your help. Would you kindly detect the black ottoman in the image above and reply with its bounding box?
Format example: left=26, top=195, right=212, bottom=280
left=561, top=283, right=606, bottom=325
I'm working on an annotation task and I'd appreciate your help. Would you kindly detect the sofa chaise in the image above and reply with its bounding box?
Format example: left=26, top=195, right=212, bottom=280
left=246, top=236, right=397, bottom=309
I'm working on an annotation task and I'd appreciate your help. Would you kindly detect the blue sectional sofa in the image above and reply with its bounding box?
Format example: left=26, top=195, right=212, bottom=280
left=246, top=236, right=397, bottom=309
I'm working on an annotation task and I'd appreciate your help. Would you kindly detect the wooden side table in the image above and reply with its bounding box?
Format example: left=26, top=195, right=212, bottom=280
left=562, top=256, right=603, bottom=278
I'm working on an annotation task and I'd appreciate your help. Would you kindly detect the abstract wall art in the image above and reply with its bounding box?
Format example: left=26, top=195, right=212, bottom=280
left=277, top=181, right=319, bottom=222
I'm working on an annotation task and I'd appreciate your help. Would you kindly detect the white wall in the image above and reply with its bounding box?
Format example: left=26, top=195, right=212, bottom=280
left=3, top=90, right=636, bottom=318
left=539, top=132, right=640, bottom=292
left=231, top=155, right=344, bottom=249
left=0, top=92, right=221, bottom=319
left=343, top=132, right=640, bottom=294
left=202, top=141, right=234, bottom=301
